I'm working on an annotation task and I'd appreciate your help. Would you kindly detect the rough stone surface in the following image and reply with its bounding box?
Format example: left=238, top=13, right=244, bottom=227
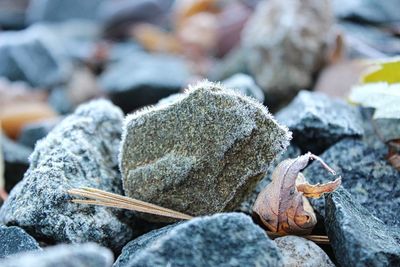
left=1, top=134, right=32, bottom=192
left=27, top=0, right=105, bottom=23
left=0, top=29, right=67, bottom=88
left=122, top=213, right=283, bottom=267
left=325, top=188, right=400, bottom=267
left=238, top=144, right=301, bottom=214
left=275, top=236, right=334, bottom=267
left=241, top=0, right=333, bottom=108
left=0, top=243, right=113, bottom=267
left=0, top=100, right=134, bottom=251
left=0, top=225, right=41, bottom=258
left=304, top=138, right=400, bottom=228
left=276, top=90, right=364, bottom=154
left=223, top=73, right=265, bottom=103
left=114, top=224, right=177, bottom=267
left=120, top=81, right=291, bottom=222
left=17, top=119, right=59, bottom=148
left=100, top=52, right=190, bottom=113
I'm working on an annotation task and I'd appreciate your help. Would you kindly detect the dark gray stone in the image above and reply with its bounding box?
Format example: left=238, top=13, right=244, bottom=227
left=100, top=52, right=190, bottom=113
left=0, top=0, right=29, bottom=30
left=120, top=81, right=291, bottom=222
left=304, top=138, right=400, bottom=228
left=223, top=73, right=265, bottom=103
left=0, top=100, right=134, bottom=251
left=276, top=90, right=364, bottom=154
left=0, top=243, right=113, bottom=267
left=0, top=225, right=41, bottom=258
left=238, top=144, right=301, bottom=214
left=325, top=188, right=400, bottom=267
left=17, top=119, right=59, bottom=149
left=122, top=213, right=283, bottom=267
left=27, top=0, right=105, bottom=23
left=1, top=134, right=32, bottom=192
left=114, top=224, right=177, bottom=267
left=0, top=30, right=66, bottom=88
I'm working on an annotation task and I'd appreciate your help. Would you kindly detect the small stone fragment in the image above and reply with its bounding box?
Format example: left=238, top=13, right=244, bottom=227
left=17, top=118, right=60, bottom=149
left=120, top=81, right=290, bottom=222
left=274, top=235, right=334, bottom=267
left=241, top=0, right=334, bottom=107
left=100, top=52, right=190, bottom=113
left=223, top=73, right=265, bottom=103
left=0, top=100, right=134, bottom=251
left=0, top=225, right=41, bottom=258
left=0, top=243, right=113, bottom=267
left=122, top=213, right=284, bottom=267
left=325, top=188, right=400, bottom=267
left=276, top=90, right=364, bottom=154
left=304, top=138, right=400, bottom=228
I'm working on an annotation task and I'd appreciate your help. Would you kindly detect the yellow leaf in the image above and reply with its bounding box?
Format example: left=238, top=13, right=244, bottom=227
left=362, top=59, right=400, bottom=84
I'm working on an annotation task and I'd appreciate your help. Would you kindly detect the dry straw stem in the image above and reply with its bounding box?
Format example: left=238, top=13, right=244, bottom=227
left=68, top=187, right=329, bottom=244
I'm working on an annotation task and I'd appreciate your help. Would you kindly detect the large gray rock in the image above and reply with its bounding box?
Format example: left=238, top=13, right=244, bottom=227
left=120, top=81, right=291, bottom=222
left=0, top=243, right=113, bottom=267
left=0, top=225, right=41, bottom=258
left=100, top=52, right=190, bottom=113
left=241, top=0, right=333, bottom=108
left=223, top=73, right=265, bottom=103
left=274, top=236, right=334, bottom=267
left=325, top=188, right=400, bottom=267
left=238, top=144, right=301, bottom=214
left=304, top=138, right=400, bottom=228
left=276, top=91, right=364, bottom=154
left=121, top=213, right=283, bottom=267
left=0, top=100, right=134, bottom=251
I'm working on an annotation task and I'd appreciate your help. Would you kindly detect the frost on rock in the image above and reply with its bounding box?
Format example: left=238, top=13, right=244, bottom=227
left=0, top=99, right=134, bottom=251
left=120, top=81, right=291, bottom=222
left=241, top=0, right=333, bottom=106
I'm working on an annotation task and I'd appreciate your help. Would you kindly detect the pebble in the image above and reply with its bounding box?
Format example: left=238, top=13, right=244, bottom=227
left=223, top=73, right=265, bottom=103
left=0, top=225, right=41, bottom=258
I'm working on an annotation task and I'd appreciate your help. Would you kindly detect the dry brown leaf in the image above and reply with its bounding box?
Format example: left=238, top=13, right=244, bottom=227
left=296, top=172, right=342, bottom=198
left=253, top=153, right=341, bottom=235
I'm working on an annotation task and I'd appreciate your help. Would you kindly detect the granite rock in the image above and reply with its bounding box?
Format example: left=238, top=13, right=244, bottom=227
left=0, top=100, right=134, bottom=251
left=120, top=81, right=291, bottom=222
left=303, top=138, right=400, bottom=228
left=241, top=0, right=333, bottom=108
left=223, top=73, right=265, bottom=103
left=100, top=52, right=190, bottom=113
left=275, top=235, right=334, bottom=267
left=0, top=243, right=113, bottom=267
left=276, top=91, right=364, bottom=154
left=0, top=225, right=41, bottom=258
left=122, top=213, right=283, bottom=267
left=325, top=188, right=400, bottom=267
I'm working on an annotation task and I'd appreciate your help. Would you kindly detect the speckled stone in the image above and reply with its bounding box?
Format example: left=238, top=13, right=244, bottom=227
left=325, top=188, right=400, bottom=267
left=0, top=225, right=41, bottom=258
left=120, top=81, right=291, bottom=222
left=0, top=243, right=113, bottom=267
left=0, top=100, right=134, bottom=251
left=121, top=213, right=284, bottom=267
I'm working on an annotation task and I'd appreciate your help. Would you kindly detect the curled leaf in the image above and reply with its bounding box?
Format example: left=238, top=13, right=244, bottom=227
left=253, top=153, right=341, bottom=235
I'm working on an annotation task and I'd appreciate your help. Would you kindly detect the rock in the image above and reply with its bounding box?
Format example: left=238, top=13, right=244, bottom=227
left=0, top=225, right=40, bottom=258
left=100, top=52, right=190, bottom=113
left=17, top=118, right=60, bottom=149
left=98, top=0, right=172, bottom=40
left=1, top=134, right=32, bottom=192
left=274, top=235, right=334, bottom=267
left=303, top=138, right=400, bottom=227
left=276, top=90, right=364, bottom=154
left=238, top=144, right=301, bottom=214
left=114, top=224, right=177, bottom=267
left=0, top=29, right=67, bottom=88
left=120, top=81, right=291, bottom=222
left=325, top=188, right=400, bottom=267
left=120, top=213, right=283, bottom=267
left=223, top=73, right=265, bottom=103
left=0, top=0, right=29, bottom=30
left=0, top=100, right=134, bottom=251
left=241, top=0, right=334, bottom=108
left=0, top=243, right=113, bottom=267
left=48, top=88, right=74, bottom=115
left=27, top=0, right=105, bottom=23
